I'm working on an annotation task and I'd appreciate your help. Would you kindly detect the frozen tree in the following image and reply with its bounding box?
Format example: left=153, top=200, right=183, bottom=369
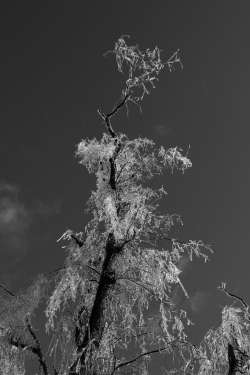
left=46, top=36, right=208, bottom=375
left=0, top=36, right=245, bottom=375
left=181, top=284, right=250, bottom=375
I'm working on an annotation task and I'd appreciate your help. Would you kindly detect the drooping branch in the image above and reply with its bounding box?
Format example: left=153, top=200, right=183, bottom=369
left=66, top=36, right=188, bottom=375
left=0, top=283, right=15, bottom=297
left=112, top=346, right=169, bottom=373
left=26, top=319, right=49, bottom=375
left=9, top=319, right=49, bottom=375
left=0, top=283, right=49, bottom=375
left=117, top=277, right=155, bottom=297
left=86, top=265, right=101, bottom=276
left=105, top=36, right=182, bottom=104
left=111, top=340, right=192, bottom=374
left=217, top=285, right=250, bottom=373
left=98, top=36, right=182, bottom=139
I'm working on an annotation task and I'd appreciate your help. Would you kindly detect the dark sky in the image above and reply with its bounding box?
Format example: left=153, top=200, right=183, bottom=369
left=1, top=0, right=250, bottom=373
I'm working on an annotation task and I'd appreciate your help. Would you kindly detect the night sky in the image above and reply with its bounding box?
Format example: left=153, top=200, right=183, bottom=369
left=1, top=1, right=250, bottom=373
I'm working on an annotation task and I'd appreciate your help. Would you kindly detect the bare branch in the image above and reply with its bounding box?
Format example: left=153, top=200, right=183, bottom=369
left=9, top=321, right=49, bottom=375
left=112, top=340, right=191, bottom=373
left=26, top=318, right=49, bottom=375
left=86, top=265, right=101, bottom=276
left=0, top=283, right=15, bottom=297
left=97, top=93, right=130, bottom=138
left=117, top=277, right=154, bottom=296
left=218, top=283, right=249, bottom=310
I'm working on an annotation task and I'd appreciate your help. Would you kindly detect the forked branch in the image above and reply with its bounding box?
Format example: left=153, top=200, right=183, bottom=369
left=97, top=93, right=130, bottom=138
left=9, top=319, right=49, bottom=375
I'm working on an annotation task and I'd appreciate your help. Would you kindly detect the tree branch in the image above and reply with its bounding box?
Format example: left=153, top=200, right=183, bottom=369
left=26, top=319, right=49, bottom=375
left=112, top=342, right=184, bottom=373
left=9, top=322, right=49, bottom=375
left=219, top=284, right=249, bottom=310
left=0, top=283, right=15, bottom=297
left=97, top=93, right=130, bottom=138
left=86, top=265, right=101, bottom=276
left=0, top=281, right=49, bottom=375
left=117, top=277, right=155, bottom=297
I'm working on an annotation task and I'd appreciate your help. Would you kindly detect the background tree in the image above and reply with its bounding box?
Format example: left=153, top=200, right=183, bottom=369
left=186, top=285, right=250, bottom=375
left=0, top=36, right=248, bottom=375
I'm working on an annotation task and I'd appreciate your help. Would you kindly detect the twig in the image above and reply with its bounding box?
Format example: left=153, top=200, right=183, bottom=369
left=9, top=320, right=49, bottom=375
left=86, top=265, right=101, bottom=276
left=117, top=277, right=153, bottom=296
left=97, top=93, right=130, bottom=138
left=0, top=283, right=15, bottom=297
left=219, top=284, right=249, bottom=310
left=112, top=341, right=188, bottom=373
left=26, top=318, right=49, bottom=375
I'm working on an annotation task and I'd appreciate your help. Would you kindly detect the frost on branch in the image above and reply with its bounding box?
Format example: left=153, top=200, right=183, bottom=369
left=105, top=35, right=182, bottom=103
left=45, top=126, right=210, bottom=373
left=76, top=133, right=192, bottom=179
left=0, top=275, right=47, bottom=334
left=158, top=146, right=192, bottom=173
left=0, top=342, right=25, bottom=375
left=45, top=37, right=211, bottom=375
left=183, top=302, right=250, bottom=374
left=46, top=267, right=85, bottom=330
left=76, top=133, right=116, bottom=174
left=76, top=133, right=193, bottom=243
left=45, top=123, right=211, bottom=373
left=0, top=275, right=47, bottom=375
left=52, top=128, right=209, bottom=372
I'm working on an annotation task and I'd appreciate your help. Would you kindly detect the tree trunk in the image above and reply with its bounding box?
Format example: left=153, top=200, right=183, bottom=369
left=227, top=343, right=237, bottom=375
left=69, top=232, right=121, bottom=374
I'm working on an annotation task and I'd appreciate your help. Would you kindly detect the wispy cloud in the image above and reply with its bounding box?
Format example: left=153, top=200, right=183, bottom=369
left=189, top=291, right=210, bottom=314
left=0, top=183, right=29, bottom=257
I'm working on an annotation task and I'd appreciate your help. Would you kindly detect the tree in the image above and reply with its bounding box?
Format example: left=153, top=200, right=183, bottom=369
left=0, top=36, right=249, bottom=375
left=187, top=284, right=250, bottom=375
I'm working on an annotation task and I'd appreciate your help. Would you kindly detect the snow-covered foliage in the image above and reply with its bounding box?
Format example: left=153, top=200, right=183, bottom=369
left=0, top=275, right=47, bottom=374
left=106, top=35, right=182, bottom=102
left=0, top=36, right=222, bottom=375
left=0, top=275, right=47, bottom=333
left=42, top=37, right=213, bottom=375
left=179, top=292, right=250, bottom=375
left=45, top=125, right=211, bottom=375
left=0, top=341, right=25, bottom=375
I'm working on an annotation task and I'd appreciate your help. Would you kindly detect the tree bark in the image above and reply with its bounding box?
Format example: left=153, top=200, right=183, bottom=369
left=227, top=343, right=238, bottom=375
left=69, top=100, right=125, bottom=374
left=69, top=232, right=121, bottom=374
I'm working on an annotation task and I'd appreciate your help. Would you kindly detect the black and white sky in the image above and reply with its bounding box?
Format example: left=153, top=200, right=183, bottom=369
left=1, top=0, right=250, bottom=372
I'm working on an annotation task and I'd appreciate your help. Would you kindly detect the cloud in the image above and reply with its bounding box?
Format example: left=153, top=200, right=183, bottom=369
left=0, top=184, right=62, bottom=249
left=0, top=183, right=18, bottom=195
left=0, top=183, right=29, bottom=257
left=189, top=291, right=210, bottom=314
